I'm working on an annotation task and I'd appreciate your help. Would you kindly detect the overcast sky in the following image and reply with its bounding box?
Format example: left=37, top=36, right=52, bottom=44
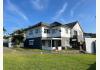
left=4, top=0, right=96, bottom=34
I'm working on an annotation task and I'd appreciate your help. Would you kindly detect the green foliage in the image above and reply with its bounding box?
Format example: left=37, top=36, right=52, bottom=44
left=11, top=35, right=24, bottom=45
left=3, top=27, right=6, bottom=32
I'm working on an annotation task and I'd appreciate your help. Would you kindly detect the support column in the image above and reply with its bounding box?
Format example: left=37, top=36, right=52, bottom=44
left=51, top=40, right=52, bottom=50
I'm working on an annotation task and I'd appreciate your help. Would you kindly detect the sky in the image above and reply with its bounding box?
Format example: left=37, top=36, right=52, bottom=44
left=4, top=0, right=96, bottom=34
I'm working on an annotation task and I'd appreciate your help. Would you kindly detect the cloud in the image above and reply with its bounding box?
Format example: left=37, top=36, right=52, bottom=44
left=51, top=2, right=68, bottom=23
left=6, top=0, right=29, bottom=21
left=31, top=0, right=48, bottom=10
left=77, top=14, right=95, bottom=23
left=53, top=2, right=68, bottom=19
left=70, top=0, right=85, bottom=17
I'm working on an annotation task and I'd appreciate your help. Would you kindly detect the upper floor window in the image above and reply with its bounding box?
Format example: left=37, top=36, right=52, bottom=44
left=44, top=29, right=50, bottom=33
left=29, top=30, right=33, bottom=35
left=35, top=29, right=39, bottom=33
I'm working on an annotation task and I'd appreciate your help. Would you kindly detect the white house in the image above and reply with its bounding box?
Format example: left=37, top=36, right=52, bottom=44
left=23, top=21, right=85, bottom=50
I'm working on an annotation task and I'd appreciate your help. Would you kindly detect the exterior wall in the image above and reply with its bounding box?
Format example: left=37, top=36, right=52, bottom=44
left=61, top=37, right=70, bottom=48
left=85, top=38, right=96, bottom=53
left=24, top=37, right=42, bottom=49
left=41, top=27, right=50, bottom=37
left=71, top=23, right=84, bottom=42
left=61, top=27, right=70, bottom=37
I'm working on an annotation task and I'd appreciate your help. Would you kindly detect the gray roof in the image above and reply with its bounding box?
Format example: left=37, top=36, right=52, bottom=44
left=50, top=21, right=62, bottom=27
left=65, top=21, right=78, bottom=28
left=13, top=21, right=79, bottom=33
left=24, top=22, right=49, bottom=31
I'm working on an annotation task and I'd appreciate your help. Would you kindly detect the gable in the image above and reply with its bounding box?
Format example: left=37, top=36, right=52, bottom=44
left=72, top=22, right=84, bottom=33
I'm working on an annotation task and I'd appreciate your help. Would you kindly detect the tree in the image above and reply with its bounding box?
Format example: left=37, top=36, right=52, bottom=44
left=11, top=29, right=24, bottom=46
left=3, top=27, right=6, bottom=32
left=11, top=34, right=24, bottom=45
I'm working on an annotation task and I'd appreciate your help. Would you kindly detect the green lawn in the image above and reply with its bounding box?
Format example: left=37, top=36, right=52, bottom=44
left=4, top=47, right=96, bottom=70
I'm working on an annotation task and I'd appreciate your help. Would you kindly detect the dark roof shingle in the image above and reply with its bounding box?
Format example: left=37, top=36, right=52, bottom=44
left=65, top=21, right=78, bottom=28
left=50, top=21, right=62, bottom=27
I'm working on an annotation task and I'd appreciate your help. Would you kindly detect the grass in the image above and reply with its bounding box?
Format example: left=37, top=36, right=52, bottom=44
left=4, top=47, right=96, bottom=70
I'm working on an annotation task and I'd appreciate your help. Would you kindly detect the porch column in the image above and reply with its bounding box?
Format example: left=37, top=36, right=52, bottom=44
left=51, top=40, right=52, bottom=49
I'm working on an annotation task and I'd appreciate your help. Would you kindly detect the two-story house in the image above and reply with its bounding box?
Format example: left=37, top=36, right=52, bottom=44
left=23, top=21, right=85, bottom=50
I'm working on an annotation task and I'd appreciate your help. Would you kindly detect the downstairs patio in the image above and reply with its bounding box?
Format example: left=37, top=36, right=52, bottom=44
left=42, top=38, right=62, bottom=50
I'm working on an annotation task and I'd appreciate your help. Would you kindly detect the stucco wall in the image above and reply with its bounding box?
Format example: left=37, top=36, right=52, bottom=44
left=61, top=27, right=70, bottom=37
left=85, top=38, right=96, bottom=53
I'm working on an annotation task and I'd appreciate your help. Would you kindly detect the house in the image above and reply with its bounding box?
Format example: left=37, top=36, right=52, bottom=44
left=23, top=21, right=85, bottom=50
left=84, top=33, right=96, bottom=53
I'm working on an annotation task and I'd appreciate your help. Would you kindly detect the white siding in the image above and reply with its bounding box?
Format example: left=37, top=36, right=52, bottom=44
left=42, top=27, right=50, bottom=37
left=85, top=38, right=96, bottom=53
left=61, top=27, right=70, bottom=37
left=71, top=23, right=84, bottom=41
left=71, top=23, right=83, bottom=36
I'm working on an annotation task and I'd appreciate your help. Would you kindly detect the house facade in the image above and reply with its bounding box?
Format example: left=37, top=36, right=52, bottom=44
left=23, top=21, right=85, bottom=50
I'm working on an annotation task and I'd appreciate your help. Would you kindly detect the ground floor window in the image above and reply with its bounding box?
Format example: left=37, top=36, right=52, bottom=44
left=29, top=40, right=34, bottom=45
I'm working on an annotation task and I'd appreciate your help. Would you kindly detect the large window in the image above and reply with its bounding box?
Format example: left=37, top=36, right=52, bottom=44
left=29, top=40, right=34, bottom=45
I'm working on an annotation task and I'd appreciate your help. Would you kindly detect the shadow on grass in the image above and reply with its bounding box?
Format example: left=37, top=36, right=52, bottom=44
left=87, top=62, right=96, bottom=70
left=20, top=47, right=42, bottom=50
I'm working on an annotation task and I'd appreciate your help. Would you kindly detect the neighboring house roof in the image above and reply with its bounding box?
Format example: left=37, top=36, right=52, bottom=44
left=84, top=33, right=96, bottom=38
